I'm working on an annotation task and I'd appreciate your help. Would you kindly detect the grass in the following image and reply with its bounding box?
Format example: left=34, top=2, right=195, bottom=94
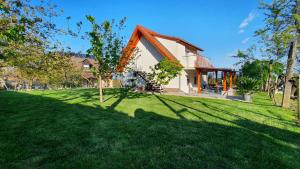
left=275, top=93, right=297, bottom=111
left=0, top=88, right=299, bottom=169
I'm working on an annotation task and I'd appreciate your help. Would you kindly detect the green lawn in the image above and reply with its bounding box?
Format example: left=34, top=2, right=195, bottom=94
left=0, top=89, right=300, bottom=169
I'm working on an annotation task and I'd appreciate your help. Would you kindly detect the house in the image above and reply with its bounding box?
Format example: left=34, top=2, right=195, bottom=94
left=118, top=25, right=236, bottom=95
left=71, top=55, right=120, bottom=88
left=70, top=56, right=98, bottom=88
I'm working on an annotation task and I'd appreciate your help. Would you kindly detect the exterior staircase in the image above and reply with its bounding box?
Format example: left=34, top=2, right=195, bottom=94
left=135, top=71, right=163, bottom=93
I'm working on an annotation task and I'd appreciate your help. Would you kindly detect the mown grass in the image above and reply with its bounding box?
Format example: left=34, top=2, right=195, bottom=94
left=0, top=88, right=299, bottom=169
left=275, top=93, right=297, bottom=111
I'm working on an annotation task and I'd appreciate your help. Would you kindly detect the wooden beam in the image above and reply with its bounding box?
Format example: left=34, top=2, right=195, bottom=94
left=197, top=69, right=201, bottom=94
left=223, top=71, right=227, bottom=91
left=215, top=71, right=218, bottom=92
left=233, top=72, right=237, bottom=86
left=229, top=71, right=233, bottom=89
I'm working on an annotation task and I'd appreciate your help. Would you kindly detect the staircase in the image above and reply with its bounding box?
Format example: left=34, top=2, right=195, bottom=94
left=135, top=71, right=163, bottom=93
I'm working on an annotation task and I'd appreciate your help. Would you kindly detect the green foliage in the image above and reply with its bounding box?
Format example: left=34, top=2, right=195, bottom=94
left=86, top=15, right=126, bottom=77
left=86, top=15, right=126, bottom=102
left=148, top=59, right=183, bottom=86
left=258, top=0, right=297, bottom=48
left=237, top=76, right=260, bottom=94
left=232, top=46, right=257, bottom=65
left=241, top=60, right=284, bottom=86
left=0, top=0, right=83, bottom=89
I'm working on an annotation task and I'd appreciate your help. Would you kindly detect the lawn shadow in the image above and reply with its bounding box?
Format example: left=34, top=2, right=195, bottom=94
left=196, top=98, right=299, bottom=127
left=156, top=95, right=300, bottom=146
left=0, top=91, right=299, bottom=169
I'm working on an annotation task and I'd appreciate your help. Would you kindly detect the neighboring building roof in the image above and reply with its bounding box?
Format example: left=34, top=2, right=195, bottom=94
left=117, top=25, right=205, bottom=72
left=70, top=56, right=97, bottom=80
left=70, top=57, right=96, bottom=69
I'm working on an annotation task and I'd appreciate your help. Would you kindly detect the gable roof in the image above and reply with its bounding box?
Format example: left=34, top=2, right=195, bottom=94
left=117, top=25, right=204, bottom=72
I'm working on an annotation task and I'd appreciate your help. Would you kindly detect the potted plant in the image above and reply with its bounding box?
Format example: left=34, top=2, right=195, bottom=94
left=237, top=77, right=259, bottom=102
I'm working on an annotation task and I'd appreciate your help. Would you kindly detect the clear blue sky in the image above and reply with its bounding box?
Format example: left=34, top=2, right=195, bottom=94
left=52, top=0, right=265, bottom=68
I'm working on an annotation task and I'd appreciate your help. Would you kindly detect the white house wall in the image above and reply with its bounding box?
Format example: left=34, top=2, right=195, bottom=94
left=155, top=37, right=187, bottom=66
left=127, top=35, right=201, bottom=94
left=132, top=36, right=164, bottom=72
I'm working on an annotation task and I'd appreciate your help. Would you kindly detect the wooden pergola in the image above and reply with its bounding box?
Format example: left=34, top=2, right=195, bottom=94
left=196, top=67, right=237, bottom=95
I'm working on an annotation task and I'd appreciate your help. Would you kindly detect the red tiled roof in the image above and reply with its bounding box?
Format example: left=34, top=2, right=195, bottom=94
left=195, top=55, right=214, bottom=68
left=141, top=26, right=204, bottom=51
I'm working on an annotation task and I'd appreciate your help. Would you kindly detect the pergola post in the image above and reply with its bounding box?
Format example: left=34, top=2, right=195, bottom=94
left=223, top=71, right=227, bottom=91
left=233, top=72, right=237, bottom=86
left=215, top=71, right=218, bottom=92
left=197, top=68, right=201, bottom=95
left=229, top=71, right=233, bottom=89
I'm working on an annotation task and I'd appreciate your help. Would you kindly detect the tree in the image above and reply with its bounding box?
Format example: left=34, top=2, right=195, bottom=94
left=241, top=60, right=284, bottom=91
left=258, top=0, right=300, bottom=108
left=0, top=0, right=82, bottom=90
left=44, top=51, right=83, bottom=89
left=0, top=0, right=64, bottom=59
left=281, top=0, right=300, bottom=108
left=148, top=59, right=183, bottom=86
left=86, top=16, right=126, bottom=103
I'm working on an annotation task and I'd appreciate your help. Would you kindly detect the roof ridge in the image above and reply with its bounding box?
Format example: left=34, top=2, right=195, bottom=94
left=137, top=25, right=203, bottom=51
left=117, top=25, right=181, bottom=72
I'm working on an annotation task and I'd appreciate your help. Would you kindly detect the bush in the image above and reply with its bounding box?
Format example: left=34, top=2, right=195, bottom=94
left=149, top=59, right=182, bottom=86
left=237, top=77, right=259, bottom=94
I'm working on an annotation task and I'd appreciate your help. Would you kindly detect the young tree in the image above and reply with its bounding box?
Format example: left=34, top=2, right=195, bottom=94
left=148, top=59, right=183, bottom=87
left=86, top=16, right=126, bottom=103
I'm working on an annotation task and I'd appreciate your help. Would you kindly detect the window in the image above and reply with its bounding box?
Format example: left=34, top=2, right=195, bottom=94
left=185, top=48, right=197, bottom=56
left=194, top=76, right=197, bottom=85
left=83, top=64, right=91, bottom=69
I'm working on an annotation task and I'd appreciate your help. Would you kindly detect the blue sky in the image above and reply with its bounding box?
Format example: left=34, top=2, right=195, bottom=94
left=52, top=0, right=265, bottom=68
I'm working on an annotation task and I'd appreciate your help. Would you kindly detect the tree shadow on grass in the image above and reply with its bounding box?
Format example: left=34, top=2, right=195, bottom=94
left=195, top=98, right=299, bottom=127
left=0, top=91, right=299, bottom=169
left=155, top=95, right=300, bottom=147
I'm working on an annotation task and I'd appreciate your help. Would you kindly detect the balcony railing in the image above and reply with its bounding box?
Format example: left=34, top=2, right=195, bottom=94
left=182, top=54, right=198, bottom=68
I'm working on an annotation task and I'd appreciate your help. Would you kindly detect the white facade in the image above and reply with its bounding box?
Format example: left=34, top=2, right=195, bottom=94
left=127, top=35, right=208, bottom=94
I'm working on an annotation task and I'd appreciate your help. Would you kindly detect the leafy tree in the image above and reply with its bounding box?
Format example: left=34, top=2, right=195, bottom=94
left=259, top=0, right=300, bottom=108
left=0, top=0, right=82, bottom=90
left=0, top=0, right=64, bottom=59
left=86, top=15, right=126, bottom=103
left=241, top=60, right=284, bottom=90
left=255, top=6, right=287, bottom=93
left=232, top=46, right=257, bottom=65
left=44, top=51, right=83, bottom=89
left=148, top=59, right=183, bottom=86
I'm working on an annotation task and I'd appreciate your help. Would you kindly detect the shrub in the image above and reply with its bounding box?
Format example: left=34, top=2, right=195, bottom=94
left=237, top=76, right=259, bottom=94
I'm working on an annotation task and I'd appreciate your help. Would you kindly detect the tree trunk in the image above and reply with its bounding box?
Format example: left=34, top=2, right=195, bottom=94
left=282, top=41, right=298, bottom=108
left=282, top=0, right=300, bottom=108
left=267, top=62, right=273, bottom=95
left=28, top=79, right=33, bottom=91
left=272, top=76, right=279, bottom=105
left=297, top=74, right=300, bottom=123
left=99, top=75, right=103, bottom=103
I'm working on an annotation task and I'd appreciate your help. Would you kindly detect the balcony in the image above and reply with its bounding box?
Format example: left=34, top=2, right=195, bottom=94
left=182, top=54, right=198, bottom=69
left=182, top=54, right=214, bottom=69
